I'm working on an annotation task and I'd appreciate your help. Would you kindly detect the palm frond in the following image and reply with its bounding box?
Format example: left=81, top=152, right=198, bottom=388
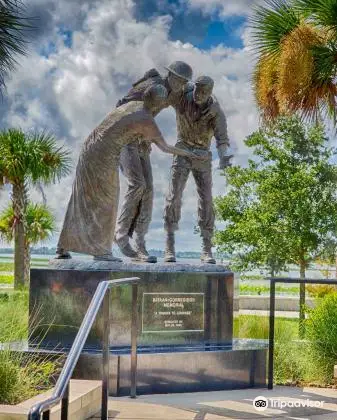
left=0, top=0, right=36, bottom=96
left=25, top=202, right=56, bottom=244
left=0, top=128, right=72, bottom=185
left=0, top=201, right=56, bottom=245
left=0, top=128, right=29, bottom=183
left=249, top=0, right=301, bottom=57
left=253, top=54, right=281, bottom=121
left=27, top=129, right=72, bottom=184
left=0, top=204, right=15, bottom=243
left=275, top=23, right=337, bottom=123
left=295, top=0, right=337, bottom=29
left=276, top=23, right=323, bottom=115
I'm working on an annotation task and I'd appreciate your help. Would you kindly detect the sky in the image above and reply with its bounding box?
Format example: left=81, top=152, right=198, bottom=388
left=0, top=0, right=261, bottom=253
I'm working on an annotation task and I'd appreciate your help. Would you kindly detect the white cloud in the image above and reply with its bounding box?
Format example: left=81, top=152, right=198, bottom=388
left=0, top=0, right=258, bottom=252
left=184, top=0, right=261, bottom=17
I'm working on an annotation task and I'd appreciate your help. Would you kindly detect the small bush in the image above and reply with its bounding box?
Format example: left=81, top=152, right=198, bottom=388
left=0, top=351, right=60, bottom=405
left=305, top=293, right=337, bottom=383
left=306, top=284, right=337, bottom=298
left=0, top=294, right=61, bottom=404
left=0, top=262, right=13, bottom=271
left=274, top=340, right=309, bottom=384
left=0, top=274, right=14, bottom=284
left=234, top=315, right=298, bottom=340
left=240, top=274, right=264, bottom=281
left=0, top=292, right=28, bottom=342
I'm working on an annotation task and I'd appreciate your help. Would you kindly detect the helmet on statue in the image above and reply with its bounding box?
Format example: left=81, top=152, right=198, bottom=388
left=164, top=61, right=193, bottom=81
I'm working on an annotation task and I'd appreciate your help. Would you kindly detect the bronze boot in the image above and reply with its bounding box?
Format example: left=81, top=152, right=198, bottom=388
left=134, top=234, right=157, bottom=263
left=200, top=233, right=216, bottom=264
left=164, top=232, right=176, bottom=263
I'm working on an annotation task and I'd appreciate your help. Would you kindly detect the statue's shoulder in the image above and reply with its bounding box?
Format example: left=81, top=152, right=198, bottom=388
left=205, top=95, right=223, bottom=118
left=143, top=68, right=161, bottom=79
left=132, top=68, right=163, bottom=88
left=182, top=82, right=194, bottom=102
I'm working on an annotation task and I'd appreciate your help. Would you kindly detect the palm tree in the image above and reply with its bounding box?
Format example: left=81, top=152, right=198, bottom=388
left=0, top=0, right=35, bottom=96
left=0, top=202, right=56, bottom=282
left=250, top=0, right=337, bottom=123
left=0, top=129, right=71, bottom=288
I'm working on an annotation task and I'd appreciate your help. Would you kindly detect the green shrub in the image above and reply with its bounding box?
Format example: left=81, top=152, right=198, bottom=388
left=0, top=262, right=13, bottom=271
left=306, top=284, right=337, bottom=298
left=240, top=274, right=264, bottom=281
left=0, top=350, right=60, bottom=404
left=0, top=294, right=61, bottom=404
left=234, top=315, right=309, bottom=384
left=234, top=315, right=298, bottom=340
left=0, top=274, right=14, bottom=284
left=305, top=293, right=337, bottom=383
left=274, top=340, right=309, bottom=384
left=239, top=284, right=299, bottom=295
left=0, top=292, right=28, bottom=342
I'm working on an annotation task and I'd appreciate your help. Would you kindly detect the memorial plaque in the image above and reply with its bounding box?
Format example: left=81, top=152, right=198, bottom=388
left=142, top=293, right=205, bottom=333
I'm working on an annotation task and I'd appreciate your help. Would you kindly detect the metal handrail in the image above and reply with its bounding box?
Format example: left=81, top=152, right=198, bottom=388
left=267, top=277, right=337, bottom=390
left=28, top=277, right=139, bottom=420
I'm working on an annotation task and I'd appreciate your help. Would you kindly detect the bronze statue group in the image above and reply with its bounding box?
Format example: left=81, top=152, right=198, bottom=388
left=56, top=61, right=233, bottom=265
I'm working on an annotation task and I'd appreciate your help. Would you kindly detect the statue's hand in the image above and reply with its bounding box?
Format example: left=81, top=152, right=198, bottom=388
left=219, top=155, right=233, bottom=169
left=194, top=153, right=208, bottom=161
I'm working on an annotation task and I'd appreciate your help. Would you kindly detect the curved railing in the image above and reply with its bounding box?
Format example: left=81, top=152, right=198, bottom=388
left=28, top=277, right=139, bottom=420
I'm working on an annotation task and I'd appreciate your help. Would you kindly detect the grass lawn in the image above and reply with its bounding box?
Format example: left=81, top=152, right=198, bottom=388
left=0, top=260, right=49, bottom=286
left=0, top=292, right=61, bottom=405
left=0, top=274, right=14, bottom=284
left=0, top=262, right=14, bottom=271
left=234, top=314, right=299, bottom=339
left=0, top=291, right=28, bottom=342
left=240, top=284, right=300, bottom=295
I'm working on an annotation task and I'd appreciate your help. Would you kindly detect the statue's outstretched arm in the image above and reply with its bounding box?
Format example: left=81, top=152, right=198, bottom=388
left=139, top=115, right=205, bottom=160
left=152, top=135, right=205, bottom=160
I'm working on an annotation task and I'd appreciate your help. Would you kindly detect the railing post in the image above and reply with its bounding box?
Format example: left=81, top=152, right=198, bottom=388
left=268, top=279, right=275, bottom=390
left=130, top=283, right=138, bottom=398
left=42, top=410, right=50, bottom=420
left=101, top=290, right=110, bottom=420
left=299, top=281, right=306, bottom=338
left=61, top=383, right=69, bottom=420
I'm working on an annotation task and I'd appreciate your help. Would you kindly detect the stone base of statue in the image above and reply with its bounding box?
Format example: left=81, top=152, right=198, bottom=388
left=29, top=260, right=267, bottom=396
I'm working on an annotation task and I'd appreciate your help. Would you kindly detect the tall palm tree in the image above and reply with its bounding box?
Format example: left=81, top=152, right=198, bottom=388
left=0, top=129, right=71, bottom=288
left=250, top=0, right=337, bottom=123
left=0, top=202, right=56, bottom=282
left=0, top=0, right=35, bottom=96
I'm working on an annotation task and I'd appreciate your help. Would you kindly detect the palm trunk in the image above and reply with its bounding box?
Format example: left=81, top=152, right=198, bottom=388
left=24, top=240, right=30, bottom=285
left=299, top=259, right=306, bottom=338
left=12, top=182, right=28, bottom=289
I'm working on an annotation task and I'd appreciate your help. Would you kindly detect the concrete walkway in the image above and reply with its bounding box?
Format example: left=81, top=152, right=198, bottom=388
left=91, top=386, right=337, bottom=419
left=238, top=310, right=302, bottom=318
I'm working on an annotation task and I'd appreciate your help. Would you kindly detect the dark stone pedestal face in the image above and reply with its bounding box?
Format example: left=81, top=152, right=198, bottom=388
left=29, top=260, right=267, bottom=395
left=74, top=346, right=267, bottom=396
left=29, top=261, right=233, bottom=350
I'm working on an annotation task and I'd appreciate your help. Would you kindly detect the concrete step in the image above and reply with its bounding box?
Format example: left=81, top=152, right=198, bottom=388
left=0, top=379, right=102, bottom=420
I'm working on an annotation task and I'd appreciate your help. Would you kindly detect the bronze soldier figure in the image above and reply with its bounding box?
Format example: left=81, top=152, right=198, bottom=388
left=164, top=76, right=233, bottom=264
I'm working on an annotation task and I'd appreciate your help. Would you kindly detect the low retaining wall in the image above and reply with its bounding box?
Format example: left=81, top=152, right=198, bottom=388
left=238, top=296, right=315, bottom=312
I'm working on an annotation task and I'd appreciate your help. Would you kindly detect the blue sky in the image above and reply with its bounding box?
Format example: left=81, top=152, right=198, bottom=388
left=134, top=0, right=246, bottom=49
left=0, top=0, right=259, bottom=252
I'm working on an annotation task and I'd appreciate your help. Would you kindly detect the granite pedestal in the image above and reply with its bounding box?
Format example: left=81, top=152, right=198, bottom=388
left=29, top=260, right=267, bottom=395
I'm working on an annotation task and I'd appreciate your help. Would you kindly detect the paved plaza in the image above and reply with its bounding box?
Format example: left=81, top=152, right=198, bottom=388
left=91, top=386, right=337, bottom=419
